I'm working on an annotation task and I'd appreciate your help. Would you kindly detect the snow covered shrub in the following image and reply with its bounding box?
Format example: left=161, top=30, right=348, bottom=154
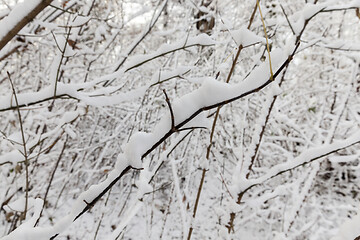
left=0, top=0, right=359, bottom=239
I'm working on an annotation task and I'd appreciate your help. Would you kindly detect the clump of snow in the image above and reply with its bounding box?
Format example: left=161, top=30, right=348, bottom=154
left=4, top=197, right=36, bottom=212
left=0, top=150, right=24, bottom=165
left=331, top=211, right=360, bottom=240
left=94, top=25, right=107, bottom=41
left=64, top=125, right=77, bottom=139
left=230, top=26, right=268, bottom=47
left=123, top=132, right=152, bottom=168
left=69, top=16, right=90, bottom=27
left=2, top=198, right=45, bottom=240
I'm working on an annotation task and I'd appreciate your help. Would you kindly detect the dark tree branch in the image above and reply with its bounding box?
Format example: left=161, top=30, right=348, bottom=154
left=0, top=0, right=53, bottom=51
left=142, top=42, right=299, bottom=160
left=0, top=94, right=76, bottom=112
left=280, top=4, right=296, bottom=35
left=163, top=89, right=175, bottom=129
left=238, top=140, right=360, bottom=203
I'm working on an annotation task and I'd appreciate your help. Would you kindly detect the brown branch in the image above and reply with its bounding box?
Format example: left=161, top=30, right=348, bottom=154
left=240, top=140, right=360, bottom=202
left=166, top=130, right=193, bottom=158
left=35, top=137, right=68, bottom=227
left=142, top=42, right=299, bottom=161
left=163, top=89, right=175, bottom=129
left=0, top=94, right=76, bottom=112
left=187, top=3, right=260, bottom=239
left=246, top=65, right=289, bottom=178
left=50, top=44, right=298, bottom=239
left=222, top=0, right=354, bottom=232
left=7, top=72, right=30, bottom=220
left=280, top=4, right=295, bottom=35
left=72, top=165, right=133, bottom=222
left=0, top=0, right=53, bottom=51
left=112, top=0, right=168, bottom=72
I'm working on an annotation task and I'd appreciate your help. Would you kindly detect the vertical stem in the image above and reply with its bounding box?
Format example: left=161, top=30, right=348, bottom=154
left=51, top=26, right=72, bottom=108
left=7, top=72, right=29, bottom=220
left=186, top=3, right=259, bottom=239
left=257, top=0, right=274, bottom=80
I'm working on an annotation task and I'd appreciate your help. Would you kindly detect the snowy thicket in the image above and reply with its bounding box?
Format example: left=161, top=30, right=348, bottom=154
left=0, top=0, right=359, bottom=239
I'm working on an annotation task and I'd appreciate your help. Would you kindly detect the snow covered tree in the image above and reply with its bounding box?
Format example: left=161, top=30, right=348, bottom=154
left=0, top=0, right=359, bottom=239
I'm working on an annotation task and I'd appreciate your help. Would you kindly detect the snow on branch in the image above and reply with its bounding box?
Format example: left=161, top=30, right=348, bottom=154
left=284, top=0, right=360, bottom=40
left=0, top=67, right=191, bottom=111
left=103, top=33, right=216, bottom=86
left=0, top=0, right=53, bottom=51
left=0, top=34, right=214, bottom=112
left=232, top=130, right=360, bottom=197
left=0, top=38, right=298, bottom=240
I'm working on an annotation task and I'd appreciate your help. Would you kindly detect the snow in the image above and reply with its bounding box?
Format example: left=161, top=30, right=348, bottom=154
left=106, top=200, right=144, bottom=239
left=0, top=35, right=213, bottom=111
left=121, top=34, right=216, bottom=72
left=0, top=150, right=24, bottom=165
left=289, top=2, right=329, bottom=36
left=0, top=0, right=44, bottom=42
left=287, top=0, right=360, bottom=37
left=16, top=37, right=291, bottom=239
left=318, top=40, right=360, bottom=51
left=118, top=46, right=289, bottom=198
left=34, top=20, right=57, bottom=30
left=233, top=130, right=360, bottom=194
left=325, top=0, right=360, bottom=10
left=1, top=0, right=359, bottom=239
left=94, top=25, right=107, bottom=41
left=123, top=132, right=152, bottom=168
left=2, top=198, right=45, bottom=240
left=120, top=46, right=286, bottom=167
left=283, top=163, right=319, bottom=232
left=329, top=154, right=360, bottom=163
left=1, top=156, right=131, bottom=240
left=170, top=158, right=188, bottom=234
left=69, top=16, right=90, bottom=27
left=4, top=197, right=36, bottom=212
left=331, top=211, right=360, bottom=240
left=64, top=125, right=77, bottom=139
left=230, top=26, right=269, bottom=47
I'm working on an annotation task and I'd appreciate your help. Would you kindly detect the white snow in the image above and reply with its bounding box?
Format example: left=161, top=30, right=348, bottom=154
left=0, top=0, right=44, bottom=43
left=230, top=26, right=269, bottom=47
left=2, top=198, right=44, bottom=240
left=331, top=211, right=360, bottom=240
left=69, top=16, right=90, bottom=27
left=0, top=150, right=24, bottom=165
left=1, top=156, right=131, bottom=240
left=4, top=197, right=36, bottom=212
left=233, top=130, right=360, bottom=194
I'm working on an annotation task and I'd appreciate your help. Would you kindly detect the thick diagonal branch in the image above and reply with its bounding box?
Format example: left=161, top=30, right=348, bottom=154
left=0, top=0, right=53, bottom=51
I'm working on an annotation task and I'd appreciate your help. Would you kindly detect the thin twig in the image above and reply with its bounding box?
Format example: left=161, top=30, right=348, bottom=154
left=51, top=26, right=72, bottom=107
left=163, top=89, right=175, bottom=129
left=187, top=2, right=259, bottom=239
left=7, top=72, right=29, bottom=220
left=280, top=4, right=296, bottom=35
left=246, top=65, right=289, bottom=178
left=104, top=0, right=168, bottom=86
left=178, top=126, right=207, bottom=132
left=35, top=137, right=68, bottom=226
left=257, top=0, right=274, bottom=80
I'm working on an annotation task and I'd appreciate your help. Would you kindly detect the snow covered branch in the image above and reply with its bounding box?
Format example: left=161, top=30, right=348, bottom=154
left=235, top=131, right=360, bottom=196
left=0, top=0, right=53, bottom=51
left=1, top=0, right=359, bottom=239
